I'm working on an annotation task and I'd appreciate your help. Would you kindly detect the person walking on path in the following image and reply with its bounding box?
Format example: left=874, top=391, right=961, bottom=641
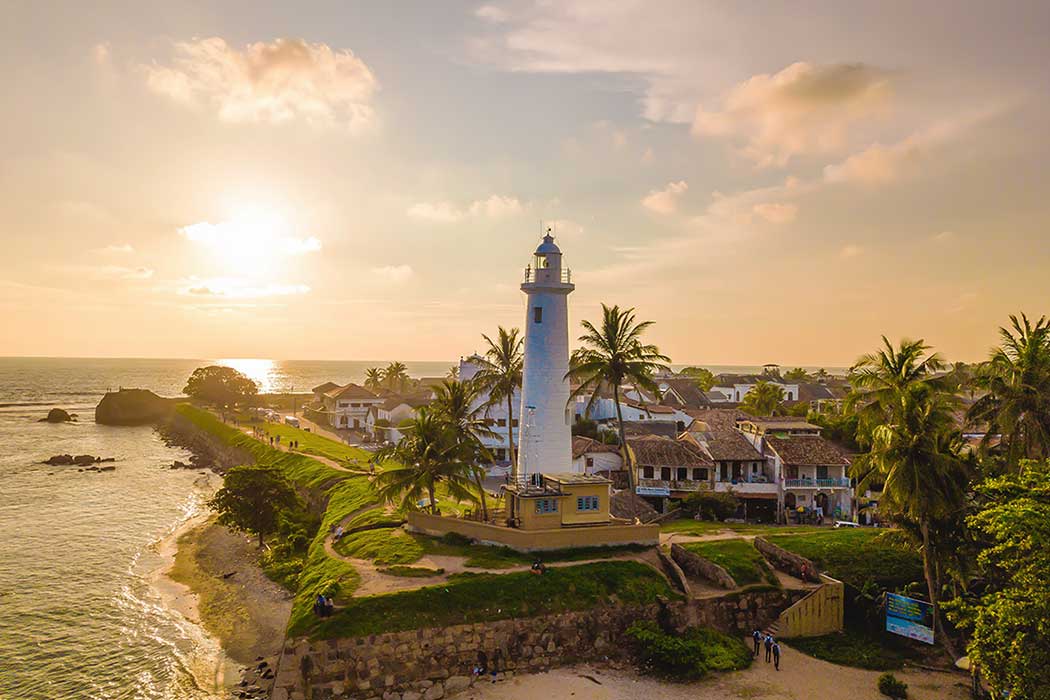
left=772, top=640, right=781, bottom=671
left=764, top=634, right=774, bottom=663
left=752, top=629, right=762, bottom=656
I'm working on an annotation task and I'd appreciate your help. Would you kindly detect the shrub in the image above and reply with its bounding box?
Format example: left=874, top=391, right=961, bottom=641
left=625, top=621, right=751, bottom=681
left=878, top=673, right=908, bottom=698
left=439, top=531, right=473, bottom=547
left=681, top=490, right=740, bottom=521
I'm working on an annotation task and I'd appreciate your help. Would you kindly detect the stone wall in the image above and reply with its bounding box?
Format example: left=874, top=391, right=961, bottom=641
left=753, top=537, right=820, bottom=583
left=406, top=512, right=659, bottom=551
left=271, top=590, right=807, bottom=700
left=670, top=543, right=736, bottom=589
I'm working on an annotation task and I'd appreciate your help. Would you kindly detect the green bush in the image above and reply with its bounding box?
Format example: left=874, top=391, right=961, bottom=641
left=683, top=539, right=778, bottom=587
left=877, top=672, right=908, bottom=698
left=439, top=531, right=473, bottom=547
left=625, top=621, right=752, bottom=680
left=681, top=490, right=739, bottom=521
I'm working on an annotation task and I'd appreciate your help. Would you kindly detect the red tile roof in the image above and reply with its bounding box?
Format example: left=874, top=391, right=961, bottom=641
left=765, top=435, right=850, bottom=467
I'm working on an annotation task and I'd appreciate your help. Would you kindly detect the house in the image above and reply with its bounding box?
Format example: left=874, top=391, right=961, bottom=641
left=365, top=392, right=432, bottom=442
left=458, top=354, right=520, bottom=465
left=656, top=377, right=714, bottom=409
left=320, top=383, right=385, bottom=430
left=311, top=381, right=340, bottom=403
left=574, top=393, right=692, bottom=432
left=629, top=435, right=714, bottom=509
left=504, top=473, right=613, bottom=530
left=571, top=436, right=622, bottom=474
left=710, top=374, right=800, bottom=403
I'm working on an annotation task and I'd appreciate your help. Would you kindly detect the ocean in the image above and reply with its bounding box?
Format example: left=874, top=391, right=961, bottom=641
left=0, top=356, right=840, bottom=699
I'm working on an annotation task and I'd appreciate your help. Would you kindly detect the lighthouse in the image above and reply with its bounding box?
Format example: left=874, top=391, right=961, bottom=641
left=518, top=231, right=575, bottom=477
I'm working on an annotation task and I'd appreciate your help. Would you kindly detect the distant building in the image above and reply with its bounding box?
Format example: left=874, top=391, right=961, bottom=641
left=320, top=383, right=384, bottom=429
left=571, top=436, right=622, bottom=474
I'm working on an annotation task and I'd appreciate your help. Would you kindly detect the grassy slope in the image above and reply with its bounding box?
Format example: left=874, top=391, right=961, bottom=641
left=789, top=630, right=907, bottom=671
left=301, top=560, right=676, bottom=639
left=661, top=520, right=827, bottom=537
left=255, top=421, right=377, bottom=466
left=767, top=529, right=923, bottom=590
left=682, top=539, right=778, bottom=587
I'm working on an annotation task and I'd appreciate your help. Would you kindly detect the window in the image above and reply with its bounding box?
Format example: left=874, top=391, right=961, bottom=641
left=661, top=467, right=672, bottom=480
left=816, top=466, right=829, bottom=479
left=720, top=464, right=729, bottom=480
left=534, top=498, right=558, bottom=514
left=577, top=496, right=600, bottom=511
left=642, top=466, right=654, bottom=479
left=496, top=418, right=507, bottom=427
left=676, top=467, right=688, bottom=481
left=693, top=468, right=708, bottom=481
left=512, top=419, right=519, bottom=427
left=585, top=457, right=594, bottom=468
left=495, top=449, right=506, bottom=461
left=533, top=306, right=543, bottom=323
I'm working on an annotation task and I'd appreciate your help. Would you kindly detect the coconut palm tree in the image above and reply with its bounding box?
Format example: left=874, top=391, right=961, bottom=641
left=372, top=408, right=479, bottom=515
left=364, top=367, right=384, bottom=392
left=740, top=380, right=785, bottom=416
left=851, top=382, right=969, bottom=658
left=383, top=361, right=410, bottom=393
left=431, top=379, right=497, bottom=520
left=567, top=304, right=670, bottom=490
left=968, top=314, right=1050, bottom=464
left=472, top=327, right=524, bottom=477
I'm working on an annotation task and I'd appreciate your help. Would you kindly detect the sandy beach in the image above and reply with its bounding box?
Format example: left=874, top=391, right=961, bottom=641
left=458, top=655, right=971, bottom=700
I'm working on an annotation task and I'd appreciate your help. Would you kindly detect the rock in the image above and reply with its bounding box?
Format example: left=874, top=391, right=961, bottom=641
left=95, top=388, right=176, bottom=426
left=40, top=408, right=75, bottom=423
left=423, top=686, right=444, bottom=700
left=98, top=465, right=116, bottom=472
left=402, top=692, right=421, bottom=700
left=171, top=460, right=191, bottom=469
left=45, top=454, right=74, bottom=465
left=444, top=676, right=471, bottom=693
left=74, top=454, right=98, bottom=466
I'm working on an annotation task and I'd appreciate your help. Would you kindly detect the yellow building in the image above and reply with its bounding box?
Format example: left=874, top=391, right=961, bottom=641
left=505, top=473, right=612, bottom=530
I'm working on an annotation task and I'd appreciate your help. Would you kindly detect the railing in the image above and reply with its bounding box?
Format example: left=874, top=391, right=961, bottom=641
left=638, top=478, right=704, bottom=492
left=523, top=267, right=572, bottom=284
left=505, top=473, right=561, bottom=494
left=785, top=477, right=851, bottom=488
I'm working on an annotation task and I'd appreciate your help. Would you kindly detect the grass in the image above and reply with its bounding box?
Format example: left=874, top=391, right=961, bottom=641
left=334, top=528, right=425, bottom=565
left=253, top=421, right=378, bottom=467
left=626, top=621, right=752, bottom=680
left=767, top=529, right=923, bottom=590
left=377, top=565, right=445, bottom=577
left=683, top=539, right=778, bottom=587
left=305, top=560, right=676, bottom=639
left=790, top=628, right=909, bottom=671
left=661, top=519, right=827, bottom=537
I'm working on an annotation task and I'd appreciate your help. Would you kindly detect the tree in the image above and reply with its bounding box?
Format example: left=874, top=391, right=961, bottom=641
left=784, top=367, right=811, bottom=382
left=183, top=365, right=259, bottom=406
left=472, top=326, right=524, bottom=477
left=208, top=465, right=302, bottom=547
left=849, top=337, right=968, bottom=658
left=364, top=367, right=384, bottom=392
left=968, top=314, right=1050, bottom=464
left=383, top=361, right=410, bottom=393
left=739, top=381, right=785, bottom=417
left=446, top=364, right=459, bottom=380
left=372, top=408, right=479, bottom=514
left=567, top=304, right=671, bottom=490
left=679, top=366, right=715, bottom=391
left=431, top=378, right=496, bottom=520
left=951, top=460, right=1050, bottom=698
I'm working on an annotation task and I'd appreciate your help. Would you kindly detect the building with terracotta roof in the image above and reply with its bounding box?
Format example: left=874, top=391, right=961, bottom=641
left=628, top=435, right=714, bottom=504
left=570, top=436, right=622, bottom=474
left=320, top=383, right=384, bottom=430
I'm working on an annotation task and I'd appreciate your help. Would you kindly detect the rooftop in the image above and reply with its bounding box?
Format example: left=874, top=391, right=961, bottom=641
left=627, top=435, right=713, bottom=467
left=324, top=383, right=381, bottom=401
left=765, top=434, right=851, bottom=467
left=571, top=436, right=620, bottom=459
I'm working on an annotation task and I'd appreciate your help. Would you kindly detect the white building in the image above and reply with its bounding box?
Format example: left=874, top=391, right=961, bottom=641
left=320, top=383, right=385, bottom=429
left=459, top=354, right=520, bottom=464
left=518, top=232, right=574, bottom=476
left=710, top=379, right=800, bottom=403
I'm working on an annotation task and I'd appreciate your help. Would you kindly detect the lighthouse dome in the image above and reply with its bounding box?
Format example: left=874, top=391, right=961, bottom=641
left=534, top=233, right=561, bottom=255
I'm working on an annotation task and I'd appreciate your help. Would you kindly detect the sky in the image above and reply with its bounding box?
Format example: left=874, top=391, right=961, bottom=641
left=1, top=0, right=1048, bottom=366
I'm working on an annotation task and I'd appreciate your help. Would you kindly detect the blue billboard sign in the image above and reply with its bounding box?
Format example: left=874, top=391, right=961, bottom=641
left=886, top=593, right=934, bottom=644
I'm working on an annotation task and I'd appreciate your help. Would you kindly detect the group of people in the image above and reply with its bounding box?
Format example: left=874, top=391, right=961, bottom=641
left=313, top=593, right=335, bottom=618
left=752, top=629, right=782, bottom=671
left=257, top=432, right=301, bottom=450
left=471, top=649, right=503, bottom=684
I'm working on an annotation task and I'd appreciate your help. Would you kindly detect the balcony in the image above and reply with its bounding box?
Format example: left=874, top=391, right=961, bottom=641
left=714, top=481, right=779, bottom=495
left=785, top=477, right=851, bottom=488
left=523, top=267, right=573, bottom=284
left=637, top=478, right=704, bottom=495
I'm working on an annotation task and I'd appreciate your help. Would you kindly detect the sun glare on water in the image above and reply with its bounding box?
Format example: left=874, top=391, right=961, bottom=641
left=216, top=358, right=276, bottom=393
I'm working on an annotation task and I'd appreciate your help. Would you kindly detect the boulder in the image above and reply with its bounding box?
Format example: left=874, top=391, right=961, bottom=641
left=95, top=388, right=176, bottom=426
left=40, top=408, right=75, bottom=423
left=45, top=454, right=75, bottom=465
left=74, top=454, right=98, bottom=466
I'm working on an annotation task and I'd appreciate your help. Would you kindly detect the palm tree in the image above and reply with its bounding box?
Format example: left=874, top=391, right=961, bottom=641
left=473, top=327, right=524, bottom=477
left=968, top=314, right=1050, bottom=463
left=383, top=361, right=410, bottom=393
left=372, top=408, right=479, bottom=515
left=567, top=304, right=670, bottom=490
left=851, top=382, right=969, bottom=658
left=431, top=378, right=497, bottom=520
left=847, top=336, right=949, bottom=445
left=740, top=380, right=785, bottom=416
left=364, top=367, right=384, bottom=392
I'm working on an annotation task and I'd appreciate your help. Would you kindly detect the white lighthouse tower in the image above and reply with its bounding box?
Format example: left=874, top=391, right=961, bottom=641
left=518, top=230, right=575, bottom=477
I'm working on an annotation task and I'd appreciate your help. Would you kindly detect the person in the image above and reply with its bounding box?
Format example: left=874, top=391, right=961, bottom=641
left=313, top=593, right=326, bottom=617
left=334, top=525, right=344, bottom=541
left=752, top=628, right=763, bottom=656
left=472, top=650, right=488, bottom=683
left=764, top=633, right=774, bottom=663
left=530, top=559, right=546, bottom=575
left=324, top=596, right=335, bottom=617
left=800, top=563, right=809, bottom=581
left=490, top=648, right=502, bottom=683
left=269, top=436, right=274, bottom=446
left=815, top=504, right=824, bottom=522
left=772, top=640, right=781, bottom=670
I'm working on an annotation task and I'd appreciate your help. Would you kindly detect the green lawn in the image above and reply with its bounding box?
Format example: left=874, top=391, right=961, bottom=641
left=682, top=539, right=778, bottom=587
left=767, top=529, right=923, bottom=590
left=254, top=421, right=377, bottom=467
left=661, top=519, right=827, bottom=537
left=790, top=629, right=908, bottom=671
left=301, top=560, right=676, bottom=639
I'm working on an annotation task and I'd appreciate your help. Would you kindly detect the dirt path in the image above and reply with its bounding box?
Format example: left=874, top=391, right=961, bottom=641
left=458, top=656, right=970, bottom=700
left=237, top=424, right=370, bottom=474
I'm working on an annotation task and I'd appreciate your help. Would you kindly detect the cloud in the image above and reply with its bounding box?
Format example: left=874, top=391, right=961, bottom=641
left=92, top=42, right=111, bottom=66
left=407, top=195, right=524, bottom=223
left=934, top=231, right=955, bottom=243
left=179, top=217, right=321, bottom=255
left=144, top=37, right=377, bottom=129
left=752, top=202, right=798, bottom=224
left=475, top=4, right=511, bottom=22
left=371, top=265, right=414, bottom=284
left=55, top=265, right=154, bottom=280
left=179, top=277, right=310, bottom=298
left=840, top=245, right=863, bottom=259
left=642, top=180, right=688, bottom=214
left=548, top=219, right=585, bottom=237
left=692, top=62, right=892, bottom=167
left=99, top=243, right=135, bottom=254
